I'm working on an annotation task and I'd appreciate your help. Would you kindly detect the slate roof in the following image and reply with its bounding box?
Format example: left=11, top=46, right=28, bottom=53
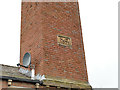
left=0, top=64, right=30, bottom=79
left=0, top=64, right=91, bottom=89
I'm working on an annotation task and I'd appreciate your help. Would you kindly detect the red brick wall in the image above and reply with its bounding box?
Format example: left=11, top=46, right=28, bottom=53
left=12, top=81, right=35, bottom=88
left=0, top=80, right=35, bottom=88
left=20, top=2, right=88, bottom=82
left=0, top=80, right=8, bottom=89
left=0, top=80, right=67, bottom=89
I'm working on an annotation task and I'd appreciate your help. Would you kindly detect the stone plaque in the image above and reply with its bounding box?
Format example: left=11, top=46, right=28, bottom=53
left=57, top=35, right=72, bottom=47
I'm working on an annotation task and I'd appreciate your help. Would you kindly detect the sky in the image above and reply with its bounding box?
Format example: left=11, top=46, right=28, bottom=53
left=0, top=0, right=118, bottom=88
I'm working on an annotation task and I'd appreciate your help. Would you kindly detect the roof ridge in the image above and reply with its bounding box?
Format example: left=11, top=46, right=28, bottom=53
left=0, top=64, right=18, bottom=68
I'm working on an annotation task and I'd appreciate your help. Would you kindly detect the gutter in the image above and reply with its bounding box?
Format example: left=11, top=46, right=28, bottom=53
left=0, top=76, right=43, bottom=85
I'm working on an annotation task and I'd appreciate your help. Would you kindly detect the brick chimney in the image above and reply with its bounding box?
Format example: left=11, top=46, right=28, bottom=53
left=20, top=1, right=89, bottom=83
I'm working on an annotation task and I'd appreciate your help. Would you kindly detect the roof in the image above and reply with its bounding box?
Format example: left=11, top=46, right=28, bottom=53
left=0, top=64, right=30, bottom=79
left=0, top=64, right=91, bottom=89
left=0, top=64, right=42, bottom=84
left=44, top=75, right=91, bottom=89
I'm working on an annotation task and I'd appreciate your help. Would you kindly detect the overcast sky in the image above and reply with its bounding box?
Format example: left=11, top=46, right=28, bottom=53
left=0, top=0, right=118, bottom=88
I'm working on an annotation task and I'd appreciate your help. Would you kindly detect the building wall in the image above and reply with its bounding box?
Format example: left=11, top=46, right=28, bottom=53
left=20, top=2, right=88, bottom=82
left=0, top=80, right=68, bottom=89
left=0, top=80, right=8, bottom=89
left=0, top=80, right=35, bottom=88
left=11, top=81, right=35, bottom=88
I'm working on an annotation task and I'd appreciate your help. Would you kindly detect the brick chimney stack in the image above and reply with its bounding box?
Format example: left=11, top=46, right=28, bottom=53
left=20, top=1, right=90, bottom=86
